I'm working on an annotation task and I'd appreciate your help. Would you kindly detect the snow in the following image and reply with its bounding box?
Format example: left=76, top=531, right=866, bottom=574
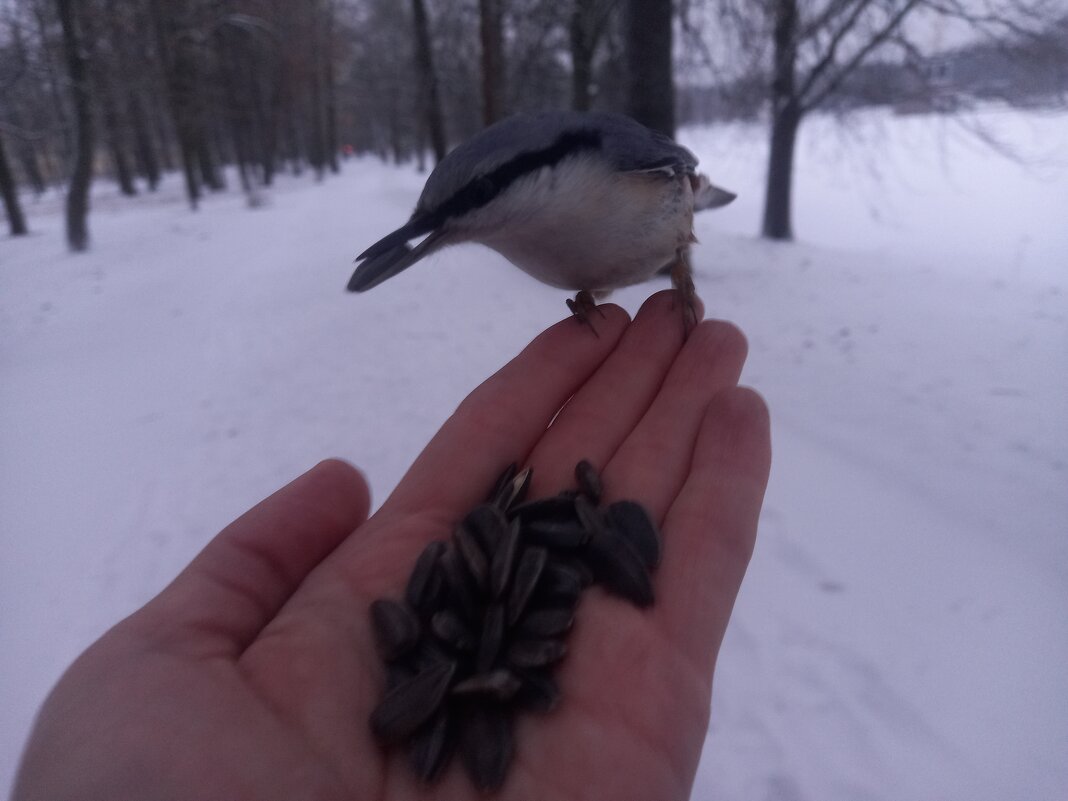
left=2, top=106, right=1066, bottom=799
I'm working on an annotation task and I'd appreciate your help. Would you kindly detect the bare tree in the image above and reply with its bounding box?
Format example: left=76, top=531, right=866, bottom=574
left=761, top=0, right=928, bottom=238
left=412, top=0, right=447, bottom=161
left=707, top=0, right=1065, bottom=240
left=55, top=0, right=92, bottom=251
left=624, top=0, right=675, bottom=137
left=570, top=0, right=618, bottom=111
left=151, top=0, right=203, bottom=208
left=94, top=40, right=138, bottom=197
left=0, top=129, right=29, bottom=235
left=0, top=11, right=30, bottom=235
left=480, top=0, right=505, bottom=125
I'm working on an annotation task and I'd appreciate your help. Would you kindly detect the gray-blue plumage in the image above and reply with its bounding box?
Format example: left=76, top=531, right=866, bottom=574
left=348, top=110, right=733, bottom=298
left=415, top=112, right=697, bottom=217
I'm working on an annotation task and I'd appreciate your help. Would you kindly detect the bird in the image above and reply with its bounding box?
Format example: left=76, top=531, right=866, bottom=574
left=346, top=110, right=736, bottom=329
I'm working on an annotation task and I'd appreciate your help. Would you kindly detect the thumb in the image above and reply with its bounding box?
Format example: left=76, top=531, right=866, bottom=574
left=140, top=459, right=371, bottom=657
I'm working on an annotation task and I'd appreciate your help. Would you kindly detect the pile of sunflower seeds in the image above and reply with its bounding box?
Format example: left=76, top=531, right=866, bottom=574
left=369, top=459, right=661, bottom=792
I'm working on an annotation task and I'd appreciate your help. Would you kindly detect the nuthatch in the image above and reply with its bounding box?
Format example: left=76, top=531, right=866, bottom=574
left=347, top=110, right=736, bottom=327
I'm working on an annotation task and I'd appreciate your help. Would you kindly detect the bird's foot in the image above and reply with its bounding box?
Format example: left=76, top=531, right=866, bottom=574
left=566, top=290, right=605, bottom=336
left=669, top=259, right=700, bottom=336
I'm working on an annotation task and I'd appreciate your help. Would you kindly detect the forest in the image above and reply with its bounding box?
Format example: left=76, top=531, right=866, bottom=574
left=1, top=0, right=1065, bottom=249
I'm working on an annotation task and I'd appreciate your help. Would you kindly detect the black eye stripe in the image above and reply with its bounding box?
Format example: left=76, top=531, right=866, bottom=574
left=427, top=130, right=603, bottom=227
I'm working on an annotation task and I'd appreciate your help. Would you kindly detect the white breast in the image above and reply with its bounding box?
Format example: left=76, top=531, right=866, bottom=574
left=460, top=156, right=694, bottom=292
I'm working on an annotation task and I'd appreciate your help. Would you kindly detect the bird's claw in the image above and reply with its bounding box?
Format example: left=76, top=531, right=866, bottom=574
left=669, top=259, right=700, bottom=336
left=566, top=290, right=605, bottom=337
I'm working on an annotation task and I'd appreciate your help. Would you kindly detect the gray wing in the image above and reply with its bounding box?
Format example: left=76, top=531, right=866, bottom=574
left=586, top=112, right=699, bottom=175
left=416, top=111, right=698, bottom=216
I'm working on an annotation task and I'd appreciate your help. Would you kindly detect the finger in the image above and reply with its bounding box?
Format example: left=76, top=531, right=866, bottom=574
left=382, top=305, right=629, bottom=518
left=603, top=319, right=749, bottom=522
left=139, top=459, right=371, bottom=657
left=656, top=387, right=771, bottom=673
left=524, top=290, right=697, bottom=496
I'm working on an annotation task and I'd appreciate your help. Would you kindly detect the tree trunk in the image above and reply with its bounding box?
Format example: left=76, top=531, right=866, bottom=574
left=0, top=132, right=29, bottom=236
left=323, top=2, right=340, bottom=174
left=411, top=0, right=447, bottom=162
left=220, top=28, right=247, bottom=191
left=6, top=104, right=47, bottom=194
left=308, top=59, right=326, bottom=178
left=33, top=0, right=74, bottom=167
left=128, top=93, right=161, bottom=190
left=99, top=81, right=138, bottom=196
left=197, top=135, right=224, bottom=191
left=762, top=0, right=800, bottom=241
left=479, top=0, right=504, bottom=125
left=624, top=0, right=675, bottom=138
left=761, top=103, right=801, bottom=240
left=570, top=0, right=595, bottom=112
left=149, top=90, right=176, bottom=173
left=259, top=67, right=278, bottom=185
left=151, top=0, right=201, bottom=209
left=56, top=0, right=93, bottom=252
left=17, top=141, right=47, bottom=196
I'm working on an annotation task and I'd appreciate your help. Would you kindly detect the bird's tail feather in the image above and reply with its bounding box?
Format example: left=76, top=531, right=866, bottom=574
left=347, top=229, right=446, bottom=292
left=356, top=217, right=427, bottom=261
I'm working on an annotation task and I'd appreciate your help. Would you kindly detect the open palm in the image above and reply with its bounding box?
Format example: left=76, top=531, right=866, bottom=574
left=14, top=291, right=770, bottom=801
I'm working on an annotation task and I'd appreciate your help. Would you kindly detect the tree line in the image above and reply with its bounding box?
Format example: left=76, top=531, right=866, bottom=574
left=1, top=0, right=1064, bottom=251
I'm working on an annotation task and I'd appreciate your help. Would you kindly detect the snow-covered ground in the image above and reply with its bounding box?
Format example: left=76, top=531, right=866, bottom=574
left=2, top=107, right=1066, bottom=799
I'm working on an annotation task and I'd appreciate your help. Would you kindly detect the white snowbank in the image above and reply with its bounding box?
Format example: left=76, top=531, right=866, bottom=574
left=1, top=107, right=1065, bottom=799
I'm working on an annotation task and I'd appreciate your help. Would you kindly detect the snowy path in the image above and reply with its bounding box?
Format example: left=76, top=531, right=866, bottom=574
left=2, top=109, right=1066, bottom=798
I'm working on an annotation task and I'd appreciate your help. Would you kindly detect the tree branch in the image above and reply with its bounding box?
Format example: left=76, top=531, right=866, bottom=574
left=800, top=0, right=923, bottom=112
left=795, top=0, right=878, bottom=104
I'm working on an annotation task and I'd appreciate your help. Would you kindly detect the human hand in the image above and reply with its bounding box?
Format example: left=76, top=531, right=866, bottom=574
left=13, top=291, right=770, bottom=801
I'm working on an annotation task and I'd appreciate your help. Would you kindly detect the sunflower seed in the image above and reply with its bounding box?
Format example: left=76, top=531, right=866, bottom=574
left=508, top=467, right=532, bottom=509
left=574, top=494, right=606, bottom=538
left=535, top=561, right=584, bottom=608
left=405, top=541, right=446, bottom=615
left=506, top=638, right=568, bottom=668
left=409, top=709, right=455, bottom=783
left=491, top=465, right=532, bottom=511
left=439, top=543, right=477, bottom=620
left=459, top=703, right=514, bottom=792
left=370, top=599, right=421, bottom=662
left=507, top=546, right=547, bottom=625
left=523, top=518, right=589, bottom=550
left=513, top=668, right=561, bottom=713
left=370, top=455, right=662, bottom=790
left=583, top=528, right=655, bottom=608
left=452, top=669, right=522, bottom=701
left=604, top=500, right=661, bottom=569
left=475, top=602, right=506, bottom=672
left=461, top=504, right=508, bottom=555
left=431, top=609, right=475, bottom=651
left=371, top=660, right=456, bottom=745
left=454, top=525, right=489, bottom=593
left=554, top=555, right=594, bottom=587
left=574, top=459, right=602, bottom=504
left=404, top=639, right=454, bottom=672
left=516, top=607, right=574, bottom=637
left=511, top=495, right=577, bottom=526
left=486, top=462, right=517, bottom=505
left=386, top=662, right=416, bottom=691
left=489, top=518, right=520, bottom=599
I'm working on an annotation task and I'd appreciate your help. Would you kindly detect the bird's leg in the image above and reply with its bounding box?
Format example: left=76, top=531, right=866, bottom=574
left=669, top=247, right=700, bottom=335
left=566, top=289, right=605, bottom=336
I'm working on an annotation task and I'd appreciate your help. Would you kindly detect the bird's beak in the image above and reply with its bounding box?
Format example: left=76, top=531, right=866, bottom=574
left=693, top=174, right=738, bottom=211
